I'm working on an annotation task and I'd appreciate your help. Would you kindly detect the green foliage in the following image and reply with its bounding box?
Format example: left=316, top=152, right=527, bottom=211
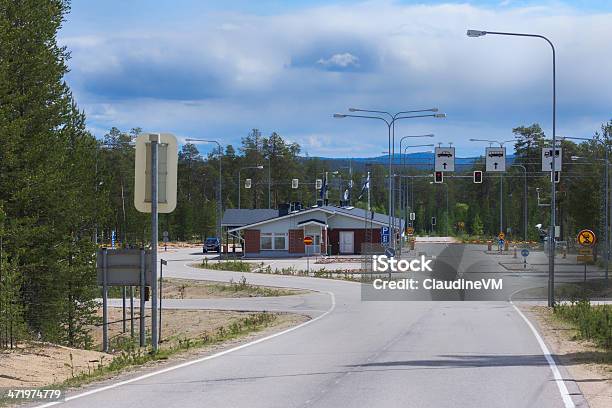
left=554, top=300, right=612, bottom=350
left=200, top=259, right=254, bottom=272
left=471, top=214, right=484, bottom=236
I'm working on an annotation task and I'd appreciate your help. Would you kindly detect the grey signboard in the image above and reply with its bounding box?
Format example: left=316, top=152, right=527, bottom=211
left=96, top=249, right=152, bottom=286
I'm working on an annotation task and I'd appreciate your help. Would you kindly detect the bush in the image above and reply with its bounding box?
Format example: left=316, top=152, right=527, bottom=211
left=554, top=300, right=612, bottom=350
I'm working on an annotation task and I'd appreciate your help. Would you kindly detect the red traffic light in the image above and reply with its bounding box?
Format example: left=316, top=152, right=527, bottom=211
left=473, top=171, right=483, bottom=183
left=434, top=171, right=443, bottom=183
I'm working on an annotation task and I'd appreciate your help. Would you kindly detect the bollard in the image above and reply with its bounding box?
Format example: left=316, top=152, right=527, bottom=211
left=410, top=239, right=415, bottom=250
left=513, top=246, right=517, bottom=258
left=487, top=241, right=492, bottom=251
left=504, top=241, right=509, bottom=252
left=562, top=246, right=567, bottom=259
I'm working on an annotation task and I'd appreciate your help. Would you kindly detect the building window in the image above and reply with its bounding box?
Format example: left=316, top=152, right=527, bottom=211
left=261, top=232, right=287, bottom=250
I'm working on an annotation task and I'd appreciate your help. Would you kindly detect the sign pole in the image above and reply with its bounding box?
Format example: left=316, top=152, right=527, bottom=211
left=102, top=248, right=108, bottom=353
left=150, top=134, right=159, bottom=352
left=130, top=286, right=134, bottom=339
left=139, top=248, right=145, bottom=347
left=159, top=259, right=166, bottom=344
left=122, top=286, right=126, bottom=333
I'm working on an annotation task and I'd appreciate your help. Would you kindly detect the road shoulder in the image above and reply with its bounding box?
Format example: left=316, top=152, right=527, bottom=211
left=519, top=304, right=612, bottom=408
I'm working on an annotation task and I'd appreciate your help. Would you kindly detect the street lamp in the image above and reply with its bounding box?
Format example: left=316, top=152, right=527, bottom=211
left=334, top=110, right=445, bottom=249
left=467, top=28, right=557, bottom=306
left=185, top=138, right=223, bottom=239
left=238, top=165, right=264, bottom=209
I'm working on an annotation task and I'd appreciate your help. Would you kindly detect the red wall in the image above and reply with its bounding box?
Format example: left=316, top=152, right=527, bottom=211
left=288, top=229, right=305, bottom=253
left=244, top=229, right=260, bottom=253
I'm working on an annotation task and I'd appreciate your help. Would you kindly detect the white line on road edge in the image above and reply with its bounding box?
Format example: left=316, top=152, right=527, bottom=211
left=35, top=291, right=336, bottom=408
left=510, top=302, right=575, bottom=408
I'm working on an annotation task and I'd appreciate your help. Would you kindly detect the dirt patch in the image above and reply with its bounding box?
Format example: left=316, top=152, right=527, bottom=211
left=155, top=278, right=305, bottom=299
left=523, top=305, right=612, bottom=408
left=0, top=343, right=109, bottom=388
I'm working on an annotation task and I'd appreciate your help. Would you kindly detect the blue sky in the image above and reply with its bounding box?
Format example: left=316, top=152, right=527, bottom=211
left=60, top=1, right=612, bottom=157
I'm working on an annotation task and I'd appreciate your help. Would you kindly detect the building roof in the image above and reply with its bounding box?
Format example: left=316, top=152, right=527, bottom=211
left=227, top=205, right=403, bottom=232
left=221, top=209, right=279, bottom=227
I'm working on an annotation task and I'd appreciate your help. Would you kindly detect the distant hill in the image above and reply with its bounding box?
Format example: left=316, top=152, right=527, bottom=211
left=307, top=152, right=515, bottom=171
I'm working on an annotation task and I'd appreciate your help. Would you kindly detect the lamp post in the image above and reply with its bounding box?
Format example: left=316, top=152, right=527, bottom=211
left=401, top=144, right=435, bottom=231
left=186, top=139, right=223, bottom=239
left=469, top=138, right=516, bottom=237
left=334, top=110, right=445, bottom=250
left=468, top=28, right=557, bottom=306
left=238, top=165, right=264, bottom=209
left=511, top=164, right=528, bottom=242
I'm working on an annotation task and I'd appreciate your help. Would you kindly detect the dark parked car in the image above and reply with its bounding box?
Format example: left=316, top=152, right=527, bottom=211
left=203, top=237, right=221, bottom=253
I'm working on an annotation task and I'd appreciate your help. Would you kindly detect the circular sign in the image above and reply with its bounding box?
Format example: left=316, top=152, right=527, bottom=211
left=577, top=229, right=596, bottom=247
left=521, top=249, right=529, bottom=257
left=303, top=236, right=314, bottom=245
left=385, top=247, right=396, bottom=258
left=498, top=232, right=505, bottom=240
left=406, top=227, right=415, bottom=235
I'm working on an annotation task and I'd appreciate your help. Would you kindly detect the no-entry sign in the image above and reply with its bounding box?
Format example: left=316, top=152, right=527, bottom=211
left=303, top=236, right=314, bottom=245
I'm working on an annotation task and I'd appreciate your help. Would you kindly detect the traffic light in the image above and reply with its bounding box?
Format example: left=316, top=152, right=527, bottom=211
left=551, top=171, right=560, bottom=183
left=431, top=217, right=437, bottom=226
left=473, top=170, right=483, bottom=184
left=434, top=171, right=443, bottom=183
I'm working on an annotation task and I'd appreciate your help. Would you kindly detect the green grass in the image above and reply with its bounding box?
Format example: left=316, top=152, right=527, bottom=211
left=199, top=259, right=254, bottom=272
left=50, top=312, right=278, bottom=391
left=553, top=300, right=612, bottom=350
left=209, top=276, right=298, bottom=297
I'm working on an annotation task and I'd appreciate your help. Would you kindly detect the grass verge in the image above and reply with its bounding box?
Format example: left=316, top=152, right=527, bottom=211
left=553, top=300, right=612, bottom=352
left=56, top=312, right=279, bottom=390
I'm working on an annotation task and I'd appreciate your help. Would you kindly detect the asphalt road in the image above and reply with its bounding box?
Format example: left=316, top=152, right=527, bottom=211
left=41, top=244, right=589, bottom=408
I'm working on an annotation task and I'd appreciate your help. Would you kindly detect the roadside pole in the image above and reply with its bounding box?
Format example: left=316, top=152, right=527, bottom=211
left=130, top=286, right=134, bottom=339
left=159, top=259, right=167, bottom=344
left=102, top=248, right=108, bottom=353
left=150, top=134, right=159, bottom=352
left=139, top=249, right=145, bottom=347
left=122, top=286, right=126, bottom=333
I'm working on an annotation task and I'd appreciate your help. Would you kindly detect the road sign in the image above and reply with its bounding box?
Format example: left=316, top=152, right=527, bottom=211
left=541, top=147, right=562, bottom=172
left=96, top=249, right=152, bottom=286
left=409, top=212, right=415, bottom=221
left=521, top=249, right=529, bottom=257
left=577, top=229, right=596, bottom=246
left=303, top=236, right=313, bottom=245
left=498, top=232, right=505, bottom=240
left=292, top=179, right=299, bottom=189
left=485, top=147, right=506, bottom=172
left=577, top=255, right=594, bottom=263
left=406, top=226, right=415, bottom=235
left=134, top=133, right=178, bottom=213
left=435, top=147, right=455, bottom=172
left=244, top=178, right=252, bottom=189
left=315, top=179, right=322, bottom=190
left=111, top=230, right=116, bottom=249
left=385, top=247, right=396, bottom=258
left=381, top=226, right=390, bottom=244
left=578, top=247, right=593, bottom=255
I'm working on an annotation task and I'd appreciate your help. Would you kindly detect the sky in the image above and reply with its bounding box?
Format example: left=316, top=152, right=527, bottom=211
left=59, top=0, right=612, bottom=157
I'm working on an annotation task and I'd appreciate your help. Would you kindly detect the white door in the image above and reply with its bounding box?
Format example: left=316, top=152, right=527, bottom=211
left=339, top=231, right=354, bottom=254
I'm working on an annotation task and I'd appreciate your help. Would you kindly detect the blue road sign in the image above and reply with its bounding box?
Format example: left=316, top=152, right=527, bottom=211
left=521, top=249, right=530, bottom=257
left=385, top=247, right=396, bottom=258
left=111, top=230, right=116, bottom=249
left=381, top=226, right=390, bottom=244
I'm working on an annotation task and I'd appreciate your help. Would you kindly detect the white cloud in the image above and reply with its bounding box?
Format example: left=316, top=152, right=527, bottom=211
left=317, top=53, right=360, bottom=68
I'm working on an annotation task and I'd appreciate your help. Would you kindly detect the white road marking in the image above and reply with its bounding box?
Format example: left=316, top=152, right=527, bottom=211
left=510, top=302, right=575, bottom=408
left=35, top=291, right=336, bottom=408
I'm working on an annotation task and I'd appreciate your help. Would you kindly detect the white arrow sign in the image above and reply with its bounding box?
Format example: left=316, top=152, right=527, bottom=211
left=434, top=147, right=455, bottom=172
left=485, top=147, right=506, bottom=172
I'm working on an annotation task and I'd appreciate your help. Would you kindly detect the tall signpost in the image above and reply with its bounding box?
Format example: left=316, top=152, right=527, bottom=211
left=135, top=133, right=178, bottom=351
left=486, top=147, right=506, bottom=235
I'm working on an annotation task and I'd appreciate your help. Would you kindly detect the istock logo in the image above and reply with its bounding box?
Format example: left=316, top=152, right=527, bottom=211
left=372, top=255, right=433, bottom=272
